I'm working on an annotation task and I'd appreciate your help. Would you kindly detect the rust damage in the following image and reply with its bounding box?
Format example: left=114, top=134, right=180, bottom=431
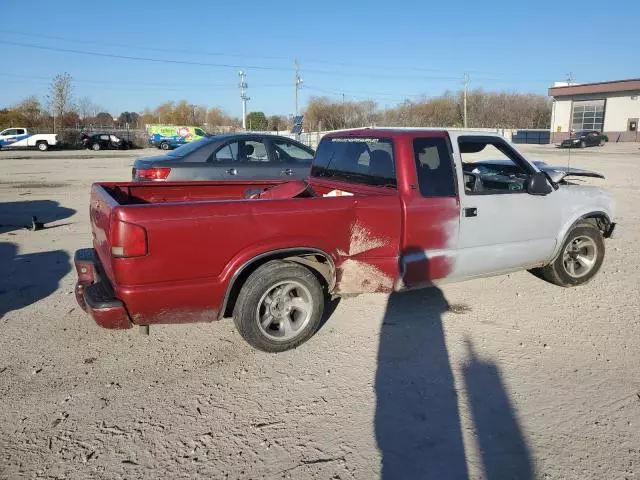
left=131, top=308, right=219, bottom=325
left=335, top=221, right=392, bottom=294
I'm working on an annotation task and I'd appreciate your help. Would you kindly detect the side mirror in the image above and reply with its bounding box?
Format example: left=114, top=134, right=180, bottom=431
left=527, top=171, right=553, bottom=196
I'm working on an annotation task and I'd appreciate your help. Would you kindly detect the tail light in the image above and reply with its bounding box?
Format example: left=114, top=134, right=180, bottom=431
left=135, top=167, right=171, bottom=181
left=110, top=219, right=147, bottom=258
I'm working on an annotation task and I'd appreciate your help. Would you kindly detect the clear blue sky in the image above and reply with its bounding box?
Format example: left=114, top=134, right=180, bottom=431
left=2, top=0, right=637, bottom=118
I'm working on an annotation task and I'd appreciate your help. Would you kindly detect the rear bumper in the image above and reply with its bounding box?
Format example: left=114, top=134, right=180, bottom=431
left=74, top=248, right=132, bottom=329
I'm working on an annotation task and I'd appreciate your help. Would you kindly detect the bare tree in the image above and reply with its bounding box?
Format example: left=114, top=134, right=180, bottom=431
left=14, top=96, right=43, bottom=128
left=47, top=73, right=74, bottom=132
left=77, top=96, right=96, bottom=122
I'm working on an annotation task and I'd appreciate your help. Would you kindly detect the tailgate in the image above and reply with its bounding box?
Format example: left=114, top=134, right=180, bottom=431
left=90, top=184, right=120, bottom=282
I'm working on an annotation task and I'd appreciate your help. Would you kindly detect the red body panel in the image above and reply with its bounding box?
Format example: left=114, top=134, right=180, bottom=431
left=76, top=129, right=460, bottom=328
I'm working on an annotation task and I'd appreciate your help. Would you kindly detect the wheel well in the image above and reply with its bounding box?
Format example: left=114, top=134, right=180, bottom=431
left=36, top=140, right=47, bottom=144
left=579, top=213, right=611, bottom=236
left=221, top=250, right=335, bottom=318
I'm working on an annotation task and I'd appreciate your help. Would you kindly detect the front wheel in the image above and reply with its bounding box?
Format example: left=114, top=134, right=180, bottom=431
left=160, top=142, right=170, bottom=150
left=536, top=221, right=605, bottom=287
left=233, top=261, right=325, bottom=352
left=91, top=143, right=101, bottom=151
left=580, top=140, right=586, bottom=148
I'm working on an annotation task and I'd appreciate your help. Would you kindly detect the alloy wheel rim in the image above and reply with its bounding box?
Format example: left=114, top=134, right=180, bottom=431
left=562, top=235, right=597, bottom=278
left=256, top=280, right=313, bottom=341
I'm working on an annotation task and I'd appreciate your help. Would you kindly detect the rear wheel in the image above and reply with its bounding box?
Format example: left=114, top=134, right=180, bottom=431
left=233, top=261, right=324, bottom=352
left=160, top=142, right=170, bottom=150
left=36, top=141, right=48, bottom=151
left=536, top=221, right=604, bottom=287
left=91, top=143, right=101, bottom=151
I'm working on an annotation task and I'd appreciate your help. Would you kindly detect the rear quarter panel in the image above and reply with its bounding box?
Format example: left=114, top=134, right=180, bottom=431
left=111, top=190, right=401, bottom=324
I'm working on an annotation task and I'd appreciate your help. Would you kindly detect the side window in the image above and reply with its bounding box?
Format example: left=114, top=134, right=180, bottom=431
left=3, top=129, right=17, bottom=136
left=272, top=139, right=313, bottom=164
left=412, top=137, right=456, bottom=197
left=16, top=129, right=25, bottom=135
left=195, top=128, right=206, bottom=136
left=243, top=140, right=269, bottom=163
left=458, top=137, right=533, bottom=195
left=100, top=134, right=110, bottom=141
left=213, top=142, right=239, bottom=163
left=311, top=137, right=396, bottom=188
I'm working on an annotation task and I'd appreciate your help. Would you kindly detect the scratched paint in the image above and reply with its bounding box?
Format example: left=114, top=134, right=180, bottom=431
left=346, top=221, right=388, bottom=256
left=336, top=259, right=393, bottom=294
left=335, top=221, right=393, bottom=294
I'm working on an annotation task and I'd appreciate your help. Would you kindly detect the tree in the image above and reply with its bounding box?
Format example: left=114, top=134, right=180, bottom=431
left=118, top=111, right=139, bottom=127
left=94, top=112, right=114, bottom=127
left=267, top=115, right=290, bottom=132
left=14, top=96, right=43, bottom=128
left=77, top=96, right=96, bottom=122
left=246, top=111, right=268, bottom=130
left=47, top=73, right=74, bottom=132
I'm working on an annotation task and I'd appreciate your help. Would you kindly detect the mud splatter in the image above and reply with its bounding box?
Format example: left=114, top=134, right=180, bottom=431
left=347, top=222, right=388, bottom=256
left=337, top=259, right=393, bottom=294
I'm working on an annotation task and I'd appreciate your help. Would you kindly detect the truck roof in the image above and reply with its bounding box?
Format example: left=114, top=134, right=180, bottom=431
left=323, top=127, right=506, bottom=139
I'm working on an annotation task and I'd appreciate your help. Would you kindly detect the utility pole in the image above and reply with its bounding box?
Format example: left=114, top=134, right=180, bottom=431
left=565, top=72, right=574, bottom=84
left=239, top=70, right=249, bottom=129
left=463, top=72, right=469, bottom=128
left=294, top=60, right=303, bottom=115
left=342, top=93, right=346, bottom=127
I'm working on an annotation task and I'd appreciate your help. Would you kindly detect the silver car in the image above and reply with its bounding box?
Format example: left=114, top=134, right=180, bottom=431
left=132, top=133, right=315, bottom=181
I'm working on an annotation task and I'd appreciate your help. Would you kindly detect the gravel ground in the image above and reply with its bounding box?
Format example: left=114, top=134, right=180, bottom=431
left=0, top=143, right=639, bottom=479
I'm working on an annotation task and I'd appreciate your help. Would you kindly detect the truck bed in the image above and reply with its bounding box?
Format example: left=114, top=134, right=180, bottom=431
left=89, top=179, right=402, bottom=326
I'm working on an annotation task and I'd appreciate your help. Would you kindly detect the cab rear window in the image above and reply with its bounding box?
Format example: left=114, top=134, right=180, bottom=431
left=310, top=137, right=396, bottom=188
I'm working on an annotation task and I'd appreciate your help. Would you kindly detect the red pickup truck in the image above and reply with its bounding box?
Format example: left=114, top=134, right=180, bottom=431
left=75, top=128, right=615, bottom=351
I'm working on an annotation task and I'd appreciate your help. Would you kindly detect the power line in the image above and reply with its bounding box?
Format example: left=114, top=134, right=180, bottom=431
left=0, top=40, right=498, bottom=82
left=0, top=72, right=288, bottom=90
left=0, top=28, right=528, bottom=78
left=0, top=40, right=288, bottom=72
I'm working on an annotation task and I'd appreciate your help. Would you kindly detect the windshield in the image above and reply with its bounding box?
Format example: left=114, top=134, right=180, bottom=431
left=311, top=137, right=396, bottom=188
left=167, top=137, right=212, bottom=157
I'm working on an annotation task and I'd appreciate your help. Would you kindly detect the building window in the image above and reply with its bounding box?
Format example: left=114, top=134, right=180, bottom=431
left=571, top=100, right=605, bottom=132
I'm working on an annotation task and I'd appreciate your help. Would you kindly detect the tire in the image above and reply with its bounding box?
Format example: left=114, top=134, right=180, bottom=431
left=36, top=141, right=48, bottom=151
left=233, top=260, right=325, bottom=352
left=160, top=142, right=170, bottom=150
left=599, top=139, right=606, bottom=146
left=537, top=221, right=605, bottom=287
left=91, top=143, right=101, bottom=151
left=580, top=140, right=586, bottom=148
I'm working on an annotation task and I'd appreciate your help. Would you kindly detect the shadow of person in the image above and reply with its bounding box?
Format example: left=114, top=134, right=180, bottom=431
left=463, top=339, right=534, bottom=479
left=375, top=287, right=468, bottom=479
left=0, top=242, right=71, bottom=319
left=375, top=248, right=535, bottom=479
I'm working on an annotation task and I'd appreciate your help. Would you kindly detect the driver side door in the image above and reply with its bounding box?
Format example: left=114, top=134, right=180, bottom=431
left=452, top=135, right=562, bottom=280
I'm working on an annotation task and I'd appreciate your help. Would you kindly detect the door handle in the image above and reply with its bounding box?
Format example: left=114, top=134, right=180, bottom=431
left=282, top=168, right=294, bottom=176
left=465, top=207, right=478, bottom=217
left=226, top=168, right=238, bottom=176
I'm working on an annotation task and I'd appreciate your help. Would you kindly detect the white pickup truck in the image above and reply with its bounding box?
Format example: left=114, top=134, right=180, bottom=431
left=0, top=127, right=59, bottom=151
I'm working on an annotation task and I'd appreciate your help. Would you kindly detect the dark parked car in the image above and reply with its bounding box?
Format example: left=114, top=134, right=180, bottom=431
left=82, top=132, right=133, bottom=151
left=559, top=130, right=608, bottom=148
left=132, top=133, right=315, bottom=181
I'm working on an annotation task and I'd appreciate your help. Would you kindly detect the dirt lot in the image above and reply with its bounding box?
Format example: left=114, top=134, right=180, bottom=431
left=1, top=143, right=639, bottom=479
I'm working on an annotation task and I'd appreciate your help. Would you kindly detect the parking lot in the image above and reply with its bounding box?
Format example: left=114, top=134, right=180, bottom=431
left=1, top=143, right=639, bottom=479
